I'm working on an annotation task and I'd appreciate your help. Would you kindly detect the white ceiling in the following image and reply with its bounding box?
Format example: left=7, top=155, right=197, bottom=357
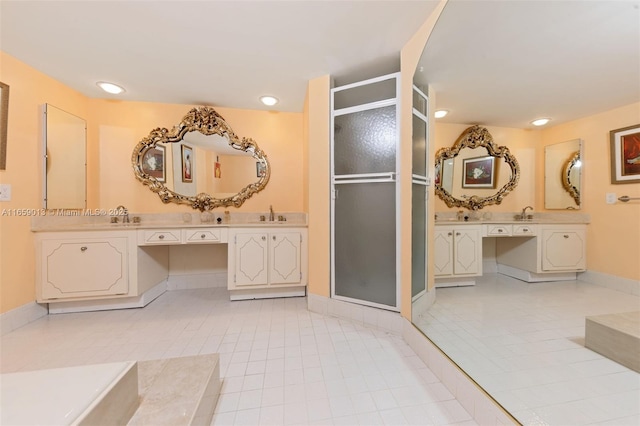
left=416, top=0, right=640, bottom=129
left=2, top=1, right=638, bottom=129
left=0, top=0, right=439, bottom=112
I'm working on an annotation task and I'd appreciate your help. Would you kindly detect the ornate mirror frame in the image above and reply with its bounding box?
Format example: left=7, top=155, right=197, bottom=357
left=562, top=151, right=581, bottom=206
left=435, top=125, right=520, bottom=210
left=132, top=106, right=270, bottom=211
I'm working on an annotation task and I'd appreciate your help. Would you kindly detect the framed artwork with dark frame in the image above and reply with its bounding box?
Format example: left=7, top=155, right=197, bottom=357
left=462, top=155, right=496, bottom=188
left=181, top=144, right=193, bottom=183
left=0, top=81, right=9, bottom=170
left=610, top=124, right=640, bottom=184
left=141, top=145, right=166, bottom=182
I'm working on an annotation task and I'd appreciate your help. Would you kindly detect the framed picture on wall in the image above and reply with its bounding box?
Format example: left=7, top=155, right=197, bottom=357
left=181, top=144, right=193, bottom=183
left=141, top=145, right=165, bottom=182
left=610, top=124, right=640, bottom=184
left=256, top=161, right=266, bottom=177
left=0, top=81, right=9, bottom=170
left=462, top=155, right=495, bottom=188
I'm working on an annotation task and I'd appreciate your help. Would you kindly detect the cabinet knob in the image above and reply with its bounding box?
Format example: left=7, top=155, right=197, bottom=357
left=447, top=232, right=453, bottom=236
left=262, top=236, right=266, bottom=241
left=159, top=234, right=165, bottom=239
left=456, top=232, right=461, bottom=236
left=564, top=234, right=569, bottom=238
left=80, top=246, right=87, bottom=252
left=498, top=229, right=503, bottom=233
left=523, top=228, right=529, bottom=232
left=201, top=234, right=206, bottom=239
left=273, top=236, right=276, bottom=241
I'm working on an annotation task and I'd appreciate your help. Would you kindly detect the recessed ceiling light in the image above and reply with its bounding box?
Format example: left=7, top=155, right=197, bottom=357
left=531, top=118, right=551, bottom=126
left=260, top=96, right=278, bottom=106
left=96, top=81, right=125, bottom=94
left=434, top=109, right=448, bottom=118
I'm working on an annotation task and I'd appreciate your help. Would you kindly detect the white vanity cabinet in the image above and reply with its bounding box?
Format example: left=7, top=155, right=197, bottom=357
left=434, top=225, right=482, bottom=286
left=496, top=223, right=587, bottom=281
left=36, top=231, right=135, bottom=301
left=228, top=227, right=308, bottom=300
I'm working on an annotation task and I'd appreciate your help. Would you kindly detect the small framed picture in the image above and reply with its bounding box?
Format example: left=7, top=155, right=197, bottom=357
left=214, top=161, right=221, bottom=179
left=141, top=145, right=165, bottom=182
left=610, top=124, right=640, bottom=184
left=181, top=144, right=193, bottom=183
left=256, top=161, right=266, bottom=177
left=462, top=155, right=495, bottom=188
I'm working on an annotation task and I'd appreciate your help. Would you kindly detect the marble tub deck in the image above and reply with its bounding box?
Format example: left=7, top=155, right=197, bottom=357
left=585, top=311, right=640, bottom=374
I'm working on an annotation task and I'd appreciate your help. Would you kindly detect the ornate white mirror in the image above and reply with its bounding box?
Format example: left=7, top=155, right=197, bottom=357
left=133, top=106, right=270, bottom=211
left=43, top=104, right=86, bottom=209
left=434, top=125, right=520, bottom=210
left=545, top=139, right=583, bottom=209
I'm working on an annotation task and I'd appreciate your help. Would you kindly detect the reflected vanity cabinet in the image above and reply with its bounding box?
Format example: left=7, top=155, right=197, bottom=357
left=228, top=227, right=308, bottom=300
left=496, top=224, right=587, bottom=281
left=35, top=230, right=137, bottom=302
left=434, top=224, right=482, bottom=286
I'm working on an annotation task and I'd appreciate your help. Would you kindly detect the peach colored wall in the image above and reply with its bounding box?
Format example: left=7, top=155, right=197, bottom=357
left=0, top=53, right=304, bottom=314
left=539, top=102, right=640, bottom=281
left=305, top=75, right=331, bottom=298
left=0, top=52, right=90, bottom=312
left=434, top=123, right=542, bottom=213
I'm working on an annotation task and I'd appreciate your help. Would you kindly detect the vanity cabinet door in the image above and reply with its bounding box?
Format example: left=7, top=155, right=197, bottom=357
left=434, top=228, right=454, bottom=276
left=453, top=228, right=482, bottom=275
left=434, top=226, right=482, bottom=277
left=268, top=232, right=302, bottom=285
left=40, top=237, right=129, bottom=300
left=541, top=227, right=586, bottom=271
left=233, top=233, right=269, bottom=286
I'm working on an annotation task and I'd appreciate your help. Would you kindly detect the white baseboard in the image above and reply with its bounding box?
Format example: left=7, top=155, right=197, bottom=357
left=48, top=281, right=167, bottom=314
left=229, top=286, right=306, bottom=301
left=167, top=272, right=227, bottom=291
left=402, top=320, right=516, bottom=425
left=579, top=270, right=640, bottom=296
left=307, top=294, right=403, bottom=335
left=0, top=301, right=48, bottom=336
left=411, top=290, right=436, bottom=324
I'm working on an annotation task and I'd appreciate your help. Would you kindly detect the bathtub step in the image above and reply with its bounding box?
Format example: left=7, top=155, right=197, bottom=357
left=128, top=354, right=221, bottom=426
left=585, top=311, right=640, bottom=373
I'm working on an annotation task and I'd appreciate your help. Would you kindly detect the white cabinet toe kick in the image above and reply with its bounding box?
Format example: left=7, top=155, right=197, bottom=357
left=435, top=222, right=587, bottom=286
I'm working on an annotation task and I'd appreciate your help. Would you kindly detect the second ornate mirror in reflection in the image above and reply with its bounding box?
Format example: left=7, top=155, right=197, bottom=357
left=435, top=125, right=520, bottom=210
left=132, top=106, right=270, bottom=211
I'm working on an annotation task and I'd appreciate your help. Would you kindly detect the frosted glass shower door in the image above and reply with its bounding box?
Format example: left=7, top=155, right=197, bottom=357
left=331, top=74, right=400, bottom=311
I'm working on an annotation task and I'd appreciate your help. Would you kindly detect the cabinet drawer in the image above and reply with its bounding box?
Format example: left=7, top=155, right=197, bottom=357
left=513, top=224, right=536, bottom=236
left=184, top=228, right=223, bottom=244
left=484, top=224, right=512, bottom=236
left=138, top=229, right=181, bottom=245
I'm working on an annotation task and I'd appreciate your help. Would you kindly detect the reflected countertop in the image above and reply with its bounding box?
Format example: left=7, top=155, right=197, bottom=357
left=435, top=211, right=590, bottom=225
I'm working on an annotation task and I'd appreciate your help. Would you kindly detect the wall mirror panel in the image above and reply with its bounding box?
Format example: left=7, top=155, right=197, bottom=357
left=43, top=104, right=86, bottom=209
left=545, top=139, right=583, bottom=209
left=434, top=125, right=520, bottom=210
left=133, top=106, right=270, bottom=211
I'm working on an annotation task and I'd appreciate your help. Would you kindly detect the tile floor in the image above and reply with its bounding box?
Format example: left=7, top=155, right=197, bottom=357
left=413, top=273, right=640, bottom=425
left=1, top=288, right=477, bottom=425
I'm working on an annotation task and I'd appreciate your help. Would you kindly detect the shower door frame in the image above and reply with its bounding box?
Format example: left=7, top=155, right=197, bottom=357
left=330, top=73, right=401, bottom=312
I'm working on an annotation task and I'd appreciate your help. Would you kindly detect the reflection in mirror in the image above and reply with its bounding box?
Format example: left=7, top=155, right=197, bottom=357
left=434, top=126, right=520, bottom=210
left=43, top=104, right=86, bottom=209
left=545, top=139, right=583, bottom=209
left=133, top=106, right=270, bottom=211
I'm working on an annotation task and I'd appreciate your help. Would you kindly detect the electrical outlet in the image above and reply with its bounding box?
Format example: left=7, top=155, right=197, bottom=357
left=0, top=184, right=11, bottom=201
left=605, top=192, right=617, bottom=204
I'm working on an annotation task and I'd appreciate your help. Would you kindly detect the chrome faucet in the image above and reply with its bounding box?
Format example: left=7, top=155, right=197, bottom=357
left=269, top=205, right=275, bottom=222
left=116, top=205, right=130, bottom=223
left=520, top=206, right=533, bottom=220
